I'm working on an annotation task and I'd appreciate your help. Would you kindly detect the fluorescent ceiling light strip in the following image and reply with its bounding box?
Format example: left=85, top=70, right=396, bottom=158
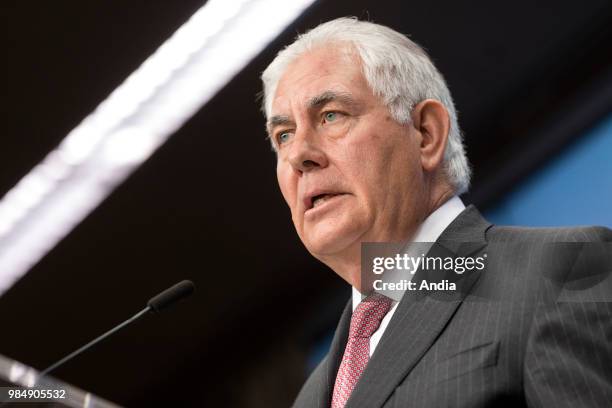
left=0, top=0, right=316, bottom=295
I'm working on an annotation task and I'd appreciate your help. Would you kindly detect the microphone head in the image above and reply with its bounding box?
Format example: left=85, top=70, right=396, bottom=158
left=147, top=280, right=195, bottom=314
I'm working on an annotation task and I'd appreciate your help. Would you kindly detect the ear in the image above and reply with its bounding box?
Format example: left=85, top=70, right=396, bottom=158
left=411, top=99, right=450, bottom=173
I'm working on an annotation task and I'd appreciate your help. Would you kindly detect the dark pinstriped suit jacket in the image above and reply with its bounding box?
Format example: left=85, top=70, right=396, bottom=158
left=292, top=205, right=612, bottom=407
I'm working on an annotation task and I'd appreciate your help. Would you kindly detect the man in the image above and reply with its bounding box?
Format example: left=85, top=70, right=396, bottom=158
left=260, top=18, right=612, bottom=407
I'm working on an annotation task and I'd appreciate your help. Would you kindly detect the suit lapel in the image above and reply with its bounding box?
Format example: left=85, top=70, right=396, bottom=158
left=323, top=300, right=352, bottom=404
left=292, top=299, right=352, bottom=408
left=345, top=205, right=491, bottom=408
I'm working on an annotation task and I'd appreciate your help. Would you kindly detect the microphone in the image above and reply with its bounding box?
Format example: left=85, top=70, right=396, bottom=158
left=38, top=280, right=195, bottom=378
left=147, top=280, right=195, bottom=313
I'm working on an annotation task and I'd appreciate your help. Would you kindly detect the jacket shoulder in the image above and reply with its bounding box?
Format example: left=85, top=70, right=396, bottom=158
left=486, top=224, right=612, bottom=243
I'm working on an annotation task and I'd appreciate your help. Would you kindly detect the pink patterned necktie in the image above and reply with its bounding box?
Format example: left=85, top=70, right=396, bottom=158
left=331, top=293, right=393, bottom=408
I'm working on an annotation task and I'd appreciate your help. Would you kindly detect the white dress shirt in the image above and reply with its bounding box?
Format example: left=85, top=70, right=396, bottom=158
left=351, top=196, right=466, bottom=356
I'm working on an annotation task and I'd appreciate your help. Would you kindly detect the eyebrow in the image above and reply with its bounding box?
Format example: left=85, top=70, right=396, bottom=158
left=307, top=90, right=357, bottom=110
left=266, top=115, right=293, bottom=136
left=266, top=90, right=358, bottom=136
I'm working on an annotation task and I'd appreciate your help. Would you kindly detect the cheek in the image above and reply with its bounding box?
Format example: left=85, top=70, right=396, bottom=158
left=341, top=129, right=416, bottom=213
left=276, top=163, right=297, bottom=209
left=342, top=135, right=397, bottom=191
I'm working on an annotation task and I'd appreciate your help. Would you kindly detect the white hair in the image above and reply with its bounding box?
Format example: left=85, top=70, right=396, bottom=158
left=261, top=17, right=471, bottom=194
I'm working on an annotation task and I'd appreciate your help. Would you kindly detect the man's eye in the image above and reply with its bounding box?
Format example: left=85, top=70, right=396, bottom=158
left=277, top=131, right=292, bottom=144
left=324, top=111, right=338, bottom=122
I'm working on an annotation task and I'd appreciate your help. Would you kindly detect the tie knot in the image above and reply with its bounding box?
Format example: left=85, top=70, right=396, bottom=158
left=349, top=293, right=393, bottom=338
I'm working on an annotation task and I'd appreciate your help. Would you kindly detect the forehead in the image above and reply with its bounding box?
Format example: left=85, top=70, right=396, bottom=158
left=270, top=45, right=372, bottom=115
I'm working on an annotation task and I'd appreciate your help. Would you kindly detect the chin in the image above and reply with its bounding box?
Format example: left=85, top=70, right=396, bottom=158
left=302, top=226, right=362, bottom=259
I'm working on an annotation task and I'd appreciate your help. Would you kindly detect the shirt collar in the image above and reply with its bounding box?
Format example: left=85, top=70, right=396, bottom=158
left=352, top=196, right=466, bottom=310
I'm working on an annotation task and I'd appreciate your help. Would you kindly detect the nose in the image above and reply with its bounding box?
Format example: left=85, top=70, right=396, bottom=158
left=287, top=128, right=328, bottom=174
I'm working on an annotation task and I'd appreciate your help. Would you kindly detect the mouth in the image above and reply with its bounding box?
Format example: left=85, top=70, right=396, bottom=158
left=304, top=192, right=347, bottom=212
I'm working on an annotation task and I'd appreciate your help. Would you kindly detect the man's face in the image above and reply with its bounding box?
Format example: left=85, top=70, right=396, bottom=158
left=269, top=44, right=426, bottom=273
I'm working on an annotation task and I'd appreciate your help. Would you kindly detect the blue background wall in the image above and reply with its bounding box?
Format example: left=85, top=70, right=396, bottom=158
left=486, top=115, right=612, bottom=227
